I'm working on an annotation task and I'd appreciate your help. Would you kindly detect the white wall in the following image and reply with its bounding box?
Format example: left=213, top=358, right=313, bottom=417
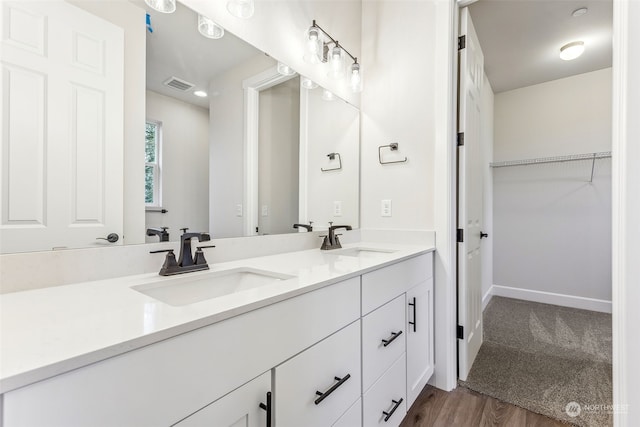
left=494, top=68, right=612, bottom=161
left=302, top=85, right=360, bottom=230
left=480, top=75, right=494, bottom=307
left=72, top=0, right=146, bottom=245
left=145, top=90, right=210, bottom=241
left=360, top=0, right=437, bottom=231
left=181, top=0, right=361, bottom=107
left=612, top=0, right=640, bottom=423
left=493, top=69, right=612, bottom=305
left=208, top=54, right=276, bottom=238
left=258, top=77, right=300, bottom=236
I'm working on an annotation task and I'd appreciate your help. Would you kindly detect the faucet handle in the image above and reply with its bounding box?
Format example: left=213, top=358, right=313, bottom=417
left=194, top=245, right=215, bottom=265
left=150, top=249, right=174, bottom=254
left=180, top=227, right=189, bottom=234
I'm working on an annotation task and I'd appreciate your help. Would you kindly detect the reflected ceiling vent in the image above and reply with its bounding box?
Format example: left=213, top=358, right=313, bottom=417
left=163, top=76, right=195, bottom=91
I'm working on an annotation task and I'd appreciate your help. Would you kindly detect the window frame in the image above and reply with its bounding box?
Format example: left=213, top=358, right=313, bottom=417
left=145, top=119, right=163, bottom=208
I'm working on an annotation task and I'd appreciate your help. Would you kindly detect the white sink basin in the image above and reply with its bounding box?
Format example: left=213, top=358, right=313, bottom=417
left=327, top=247, right=397, bottom=258
left=132, top=268, right=295, bottom=306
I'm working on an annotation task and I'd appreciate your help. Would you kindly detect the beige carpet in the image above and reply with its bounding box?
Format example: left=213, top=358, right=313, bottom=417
left=460, top=296, right=612, bottom=427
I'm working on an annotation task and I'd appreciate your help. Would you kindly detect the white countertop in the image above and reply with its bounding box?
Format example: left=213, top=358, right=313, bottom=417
left=0, top=242, right=433, bottom=394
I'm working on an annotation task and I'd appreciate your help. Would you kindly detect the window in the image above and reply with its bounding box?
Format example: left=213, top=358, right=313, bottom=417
left=145, top=120, right=162, bottom=207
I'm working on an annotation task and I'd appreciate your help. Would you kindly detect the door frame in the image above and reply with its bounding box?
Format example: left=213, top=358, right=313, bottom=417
left=242, top=67, right=297, bottom=236
left=439, top=0, right=630, bottom=420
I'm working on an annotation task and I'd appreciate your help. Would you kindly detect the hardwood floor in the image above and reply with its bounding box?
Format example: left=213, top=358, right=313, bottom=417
left=400, top=385, right=568, bottom=427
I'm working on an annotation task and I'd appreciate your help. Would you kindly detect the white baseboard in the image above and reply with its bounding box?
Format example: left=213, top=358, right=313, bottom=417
left=490, top=284, right=612, bottom=313
left=482, top=287, right=494, bottom=311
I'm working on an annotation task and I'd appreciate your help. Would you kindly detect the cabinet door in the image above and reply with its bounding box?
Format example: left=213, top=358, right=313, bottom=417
left=406, top=278, right=434, bottom=407
left=175, top=371, right=271, bottom=427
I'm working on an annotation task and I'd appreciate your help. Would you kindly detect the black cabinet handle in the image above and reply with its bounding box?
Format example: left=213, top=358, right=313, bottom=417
left=314, top=374, right=351, bottom=405
left=381, top=330, right=403, bottom=347
left=382, top=398, right=404, bottom=422
left=258, top=391, right=272, bottom=427
left=408, top=297, right=417, bottom=332
left=480, top=231, right=489, bottom=239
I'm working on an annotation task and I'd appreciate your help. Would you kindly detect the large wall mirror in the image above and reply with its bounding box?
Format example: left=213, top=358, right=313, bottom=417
left=0, top=0, right=360, bottom=253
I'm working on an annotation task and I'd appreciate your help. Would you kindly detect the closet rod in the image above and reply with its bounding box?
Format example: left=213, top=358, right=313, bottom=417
left=490, top=151, right=611, bottom=169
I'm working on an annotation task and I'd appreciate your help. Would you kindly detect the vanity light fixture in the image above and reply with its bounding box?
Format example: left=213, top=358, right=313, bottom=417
left=559, top=41, right=585, bottom=60
left=227, top=0, right=254, bottom=19
left=277, top=62, right=296, bottom=76
left=301, top=77, right=318, bottom=90
left=303, top=20, right=363, bottom=93
left=144, top=0, right=176, bottom=13
left=193, top=90, right=208, bottom=97
left=198, top=15, right=224, bottom=39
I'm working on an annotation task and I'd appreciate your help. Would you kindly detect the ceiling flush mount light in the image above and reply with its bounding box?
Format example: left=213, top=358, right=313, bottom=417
left=277, top=62, right=296, bottom=76
left=198, top=15, right=224, bottom=39
left=227, top=0, right=254, bottom=19
left=303, top=20, right=362, bottom=93
left=301, top=77, right=318, bottom=90
left=193, top=90, right=208, bottom=97
left=144, top=0, right=176, bottom=13
left=560, top=41, right=585, bottom=60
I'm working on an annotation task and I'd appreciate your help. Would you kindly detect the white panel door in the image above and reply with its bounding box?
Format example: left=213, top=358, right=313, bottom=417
left=457, top=7, right=485, bottom=381
left=0, top=1, right=124, bottom=253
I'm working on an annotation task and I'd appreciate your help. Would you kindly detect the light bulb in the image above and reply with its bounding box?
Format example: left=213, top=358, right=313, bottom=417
left=301, top=77, right=318, bottom=90
left=350, top=62, right=362, bottom=93
left=277, top=62, right=296, bottom=76
left=193, top=90, right=208, bottom=97
left=559, top=41, right=585, bottom=60
left=227, top=0, right=254, bottom=19
left=322, top=89, right=335, bottom=101
left=303, top=26, right=322, bottom=64
left=328, top=45, right=345, bottom=79
left=144, top=0, right=176, bottom=13
left=198, top=15, right=224, bottom=39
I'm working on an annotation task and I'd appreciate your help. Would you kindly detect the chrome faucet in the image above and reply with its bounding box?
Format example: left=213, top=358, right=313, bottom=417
left=320, top=223, right=352, bottom=250
left=150, top=228, right=215, bottom=276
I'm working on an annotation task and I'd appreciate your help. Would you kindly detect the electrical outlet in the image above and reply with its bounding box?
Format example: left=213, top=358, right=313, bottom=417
left=381, top=199, right=392, bottom=217
left=235, top=204, right=243, bottom=217
left=333, top=201, right=342, bottom=216
left=261, top=205, right=268, bottom=216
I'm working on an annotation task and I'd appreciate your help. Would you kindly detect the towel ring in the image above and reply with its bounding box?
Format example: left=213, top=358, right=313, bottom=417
left=321, top=152, right=342, bottom=172
left=379, top=143, right=408, bottom=165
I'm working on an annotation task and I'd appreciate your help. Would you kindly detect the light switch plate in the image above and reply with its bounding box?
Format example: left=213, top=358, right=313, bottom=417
left=381, top=199, right=392, bottom=217
left=236, top=204, right=243, bottom=217
left=261, top=205, right=268, bottom=216
left=333, top=201, right=342, bottom=216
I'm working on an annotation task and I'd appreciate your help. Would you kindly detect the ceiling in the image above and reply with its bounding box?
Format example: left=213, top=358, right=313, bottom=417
left=468, top=0, right=612, bottom=93
left=143, top=1, right=265, bottom=108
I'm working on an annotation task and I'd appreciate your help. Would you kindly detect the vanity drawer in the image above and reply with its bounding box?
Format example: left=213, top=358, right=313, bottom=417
left=2, top=277, right=360, bottom=427
left=362, top=294, right=406, bottom=392
left=275, top=321, right=361, bottom=427
left=363, top=354, right=407, bottom=427
left=362, top=253, right=432, bottom=315
left=333, top=398, right=362, bottom=427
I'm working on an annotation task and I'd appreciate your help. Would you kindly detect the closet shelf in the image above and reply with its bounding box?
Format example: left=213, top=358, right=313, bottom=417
left=490, top=151, right=611, bottom=168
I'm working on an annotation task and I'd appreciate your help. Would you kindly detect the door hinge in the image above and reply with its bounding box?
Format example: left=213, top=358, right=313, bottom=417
left=457, top=229, right=464, bottom=243
left=457, top=132, right=465, bottom=146
left=457, top=325, right=464, bottom=339
left=458, top=35, right=466, bottom=50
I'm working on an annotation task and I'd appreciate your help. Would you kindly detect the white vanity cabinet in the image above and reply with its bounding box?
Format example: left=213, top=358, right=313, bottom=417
left=1, top=250, right=435, bottom=427
left=174, top=371, right=271, bottom=427
left=361, top=252, right=434, bottom=413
